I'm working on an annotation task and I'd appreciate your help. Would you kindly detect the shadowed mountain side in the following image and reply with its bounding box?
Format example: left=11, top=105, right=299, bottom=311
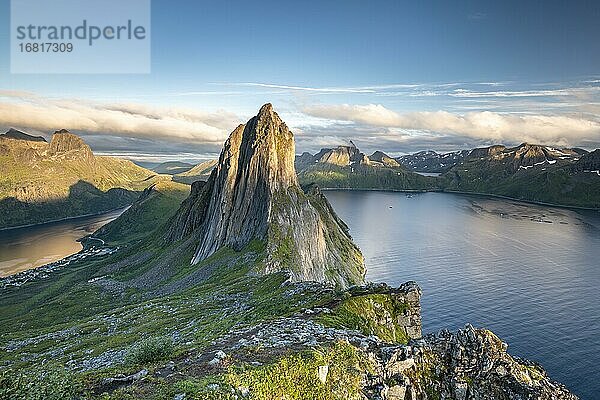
left=0, top=181, right=141, bottom=229
left=1, top=128, right=47, bottom=142
left=440, top=144, right=600, bottom=208
left=93, top=181, right=190, bottom=246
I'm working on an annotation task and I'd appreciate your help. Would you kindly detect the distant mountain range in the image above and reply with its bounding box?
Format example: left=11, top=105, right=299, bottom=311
left=396, top=150, right=471, bottom=173
left=295, top=143, right=437, bottom=191
left=0, top=128, right=159, bottom=229
left=440, top=143, right=599, bottom=207
left=2, top=128, right=47, bottom=143
left=395, top=145, right=589, bottom=173
left=3, top=125, right=598, bottom=231
left=295, top=142, right=600, bottom=208
left=171, top=159, right=217, bottom=184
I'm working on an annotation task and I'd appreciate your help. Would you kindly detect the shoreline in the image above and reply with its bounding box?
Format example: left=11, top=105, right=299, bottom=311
left=0, top=206, right=130, bottom=232
left=319, top=187, right=600, bottom=211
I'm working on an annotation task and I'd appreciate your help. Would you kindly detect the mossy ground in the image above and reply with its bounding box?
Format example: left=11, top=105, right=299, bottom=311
left=318, top=293, right=410, bottom=344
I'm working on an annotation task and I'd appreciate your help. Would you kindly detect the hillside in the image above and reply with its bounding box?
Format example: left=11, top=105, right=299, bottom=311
left=297, top=142, right=600, bottom=208
left=0, top=129, right=159, bottom=229
left=151, top=161, right=194, bottom=175
left=396, top=149, right=470, bottom=173
left=172, top=159, right=217, bottom=184
left=1, top=128, right=47, bottom=142
left=441, top=143, right=600, bottom=208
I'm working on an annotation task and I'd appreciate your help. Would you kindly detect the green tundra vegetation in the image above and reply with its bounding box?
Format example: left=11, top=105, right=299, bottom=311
left=0, top=180, right=390, bottom=399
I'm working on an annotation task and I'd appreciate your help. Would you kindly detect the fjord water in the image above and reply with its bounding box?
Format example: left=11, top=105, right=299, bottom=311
left=325, top=190, right=600, bottom=399
left=0, top=208, right=125, bottom=277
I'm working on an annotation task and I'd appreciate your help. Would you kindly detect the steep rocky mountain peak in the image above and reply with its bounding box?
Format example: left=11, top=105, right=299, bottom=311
left=315, top=143, right=362, bottom=166
left=167, top=103, right=365, bottom=288
left=297, top=142, right=400, bottom=168
left=48, top=129, right=94, bottom=160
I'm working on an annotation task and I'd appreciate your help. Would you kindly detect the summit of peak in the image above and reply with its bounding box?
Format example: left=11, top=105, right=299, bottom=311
left=258, top=103, right=274, bottom=114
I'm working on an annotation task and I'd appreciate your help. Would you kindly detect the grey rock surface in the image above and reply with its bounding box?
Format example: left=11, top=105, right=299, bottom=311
left=167, top=103, right=365, bottom=288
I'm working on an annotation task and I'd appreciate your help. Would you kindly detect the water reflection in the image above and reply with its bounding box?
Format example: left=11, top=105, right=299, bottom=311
left=0, top=208, right=125, bottom=277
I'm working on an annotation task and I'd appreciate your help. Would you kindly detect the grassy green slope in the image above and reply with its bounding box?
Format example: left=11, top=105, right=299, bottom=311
left=0, top=179, right=349, bottom=398
left=441, top=160, right=600, bottom=208
left=94, top=180, right=190, bottom=246
left=297, top=164, right=439, bottom=191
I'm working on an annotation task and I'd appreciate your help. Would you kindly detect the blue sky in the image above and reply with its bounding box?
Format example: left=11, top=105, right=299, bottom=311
left=0, top=0, right=599, bottom=161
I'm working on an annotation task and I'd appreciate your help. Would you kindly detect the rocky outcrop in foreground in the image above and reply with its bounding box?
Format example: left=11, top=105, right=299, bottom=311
left=124, top=283, right=574, bottom=400
left=167, top=103, right=365, bottom=288
left=365, top=325, right=576, bottom=399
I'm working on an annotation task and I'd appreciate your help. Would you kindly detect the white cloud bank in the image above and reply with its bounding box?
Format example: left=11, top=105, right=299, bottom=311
left=302, top=103, right=600, bottom=147
left=0, top=90, right=237, bottom=144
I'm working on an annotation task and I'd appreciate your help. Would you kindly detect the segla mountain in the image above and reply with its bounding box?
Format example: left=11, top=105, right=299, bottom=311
left=167, top=103, right=365, bottom=288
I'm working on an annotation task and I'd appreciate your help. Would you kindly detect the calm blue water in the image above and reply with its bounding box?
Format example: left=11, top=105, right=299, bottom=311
left=324, top=190, right=600, bottom=399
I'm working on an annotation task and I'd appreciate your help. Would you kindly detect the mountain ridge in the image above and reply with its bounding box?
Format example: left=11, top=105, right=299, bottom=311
left=1, top=128, right=47, bottom=142
left=0, top=128, right=160, bottom=228
left=295, top=141, right=600, bottom=208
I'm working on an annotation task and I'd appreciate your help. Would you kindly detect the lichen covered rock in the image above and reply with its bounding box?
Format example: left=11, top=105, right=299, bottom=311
left=365, top=324, right=577, bottom=400
left=320, top=282, right=422, bottom=343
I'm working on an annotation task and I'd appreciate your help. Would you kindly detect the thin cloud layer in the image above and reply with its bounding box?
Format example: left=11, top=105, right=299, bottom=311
left=302, top=103, right=600, bottom=147
left=0, top=91, right=237, bottom=144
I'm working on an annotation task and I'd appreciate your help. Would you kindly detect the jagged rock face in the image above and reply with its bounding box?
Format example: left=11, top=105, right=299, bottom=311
left=48, top=129, right=94, bottom=160
left=296, top=145, right=402, bottom=169
left=469, top=145, right=507, bottom=159
left=510, top=143, right=557, bottom=169
left=315, top=144, right=362, bottom=166
left=365, top=325, right=577, bottom=400
left=167, top=104, right=365, bottom=288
